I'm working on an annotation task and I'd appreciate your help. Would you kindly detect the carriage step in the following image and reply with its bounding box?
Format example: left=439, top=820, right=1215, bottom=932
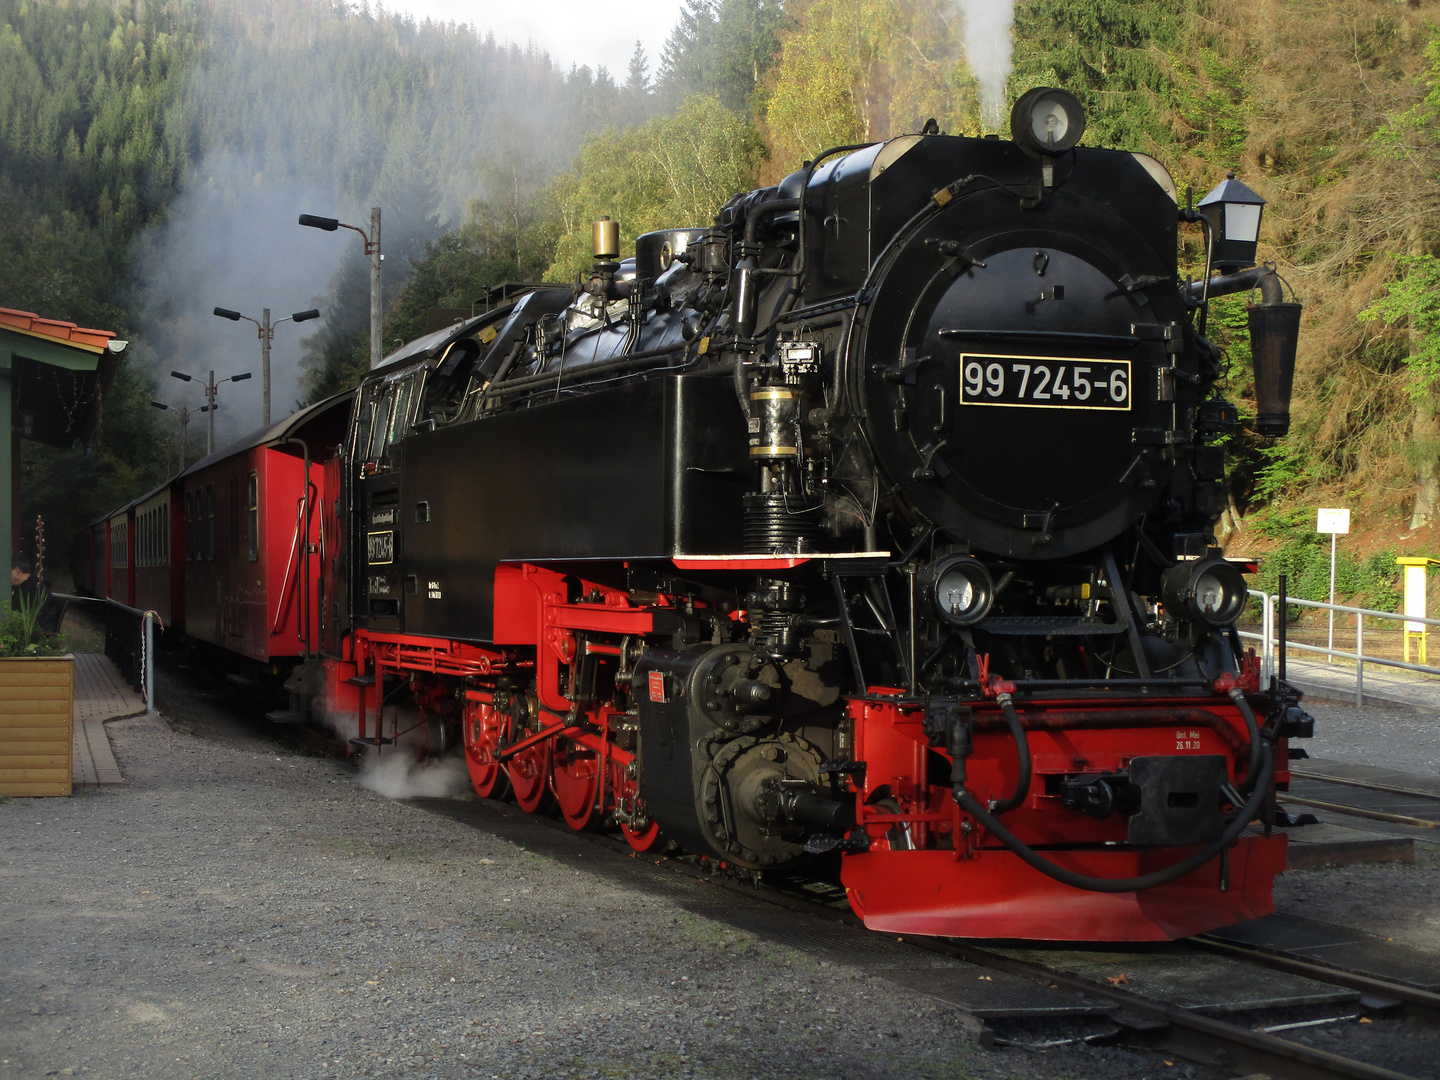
left=226, top=674, right=258, bottom=689
left=349, top=736, right=393, bottom=749
left=265, top=709, right=304, bottom=725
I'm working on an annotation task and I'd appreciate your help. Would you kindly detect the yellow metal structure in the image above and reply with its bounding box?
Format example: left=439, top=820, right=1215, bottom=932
left=1397, top=556, right=1440, bottom=664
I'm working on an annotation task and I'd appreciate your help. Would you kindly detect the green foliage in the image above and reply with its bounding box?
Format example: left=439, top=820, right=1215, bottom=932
left=763, top=0, right=967, bottom=164
left=1009, top=0, right=1182, bottom=150
left=0, top=589, right=67, bottom=658
left=543, top=95, right=766, bottom=279
left=659, top=0, right=789, bottom=115
left=1244, top=532, right=1399, bottom=616
left=1247, top=510, right=1401, bottom=614
left=1359, top=254, right=1440, bottom=397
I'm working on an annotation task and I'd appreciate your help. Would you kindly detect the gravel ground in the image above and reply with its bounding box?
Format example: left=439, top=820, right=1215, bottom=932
left=0, top=669, right=1239, bottom=1080
left=1270, top=701, right=1440, bottom=956
left=1304, top=702, right=1440, bottom=775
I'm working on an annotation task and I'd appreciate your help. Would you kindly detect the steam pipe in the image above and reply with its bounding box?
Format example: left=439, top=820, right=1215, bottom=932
left=1186, top=266, right=1283, bottom=303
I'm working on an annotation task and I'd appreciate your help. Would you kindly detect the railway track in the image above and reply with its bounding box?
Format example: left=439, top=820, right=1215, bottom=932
left=404, top=786, right=1440, bottom=1080
left=1285, top=765, right=1440, bottom=832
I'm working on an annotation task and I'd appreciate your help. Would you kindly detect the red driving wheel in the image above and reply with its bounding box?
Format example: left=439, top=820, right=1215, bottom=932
left=611, top=755, right=665, bottom=852
left=463, top=699, right=510, bottom=800
left=507, top=738, right=553, bottom=814
left=551, top=737, right=600, bottom=831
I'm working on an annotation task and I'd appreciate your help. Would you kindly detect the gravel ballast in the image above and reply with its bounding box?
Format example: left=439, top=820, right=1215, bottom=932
left=0, top=672, right=1246, bottom=1080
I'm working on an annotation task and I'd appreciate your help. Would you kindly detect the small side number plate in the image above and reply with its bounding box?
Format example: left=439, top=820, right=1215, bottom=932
left=960, top=353, right=1131, bottom=410
left=366, top=531, right=394, bottom=565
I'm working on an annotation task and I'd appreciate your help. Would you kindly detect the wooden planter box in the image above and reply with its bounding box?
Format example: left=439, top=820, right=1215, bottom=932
left=0, top=656, right=74, bottom=797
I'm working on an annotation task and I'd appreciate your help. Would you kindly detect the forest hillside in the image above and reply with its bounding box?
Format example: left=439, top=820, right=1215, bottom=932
left=4, top=0, right=1440, bottom=608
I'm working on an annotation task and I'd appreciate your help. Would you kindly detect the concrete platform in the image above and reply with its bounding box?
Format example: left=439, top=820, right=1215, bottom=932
left=1277, top=820, right=1414, bottom=870
left=1287, top=656, right=1440, bottom=714
left=70, top=653, right=146, bottom=787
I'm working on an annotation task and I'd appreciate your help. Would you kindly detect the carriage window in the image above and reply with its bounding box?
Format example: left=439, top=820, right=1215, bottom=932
left=230, top=478, right=240, bottom=555
left=161, top=503, right=169, bottom=562
left=206, top=485, right=216, bottom=561
left=247, top=472, right=259, bottom=561
left=184, top=494, right=192, bottom=561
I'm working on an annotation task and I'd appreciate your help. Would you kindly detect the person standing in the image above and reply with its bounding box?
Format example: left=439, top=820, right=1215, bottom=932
left=11, top=559, right=58, bottom=634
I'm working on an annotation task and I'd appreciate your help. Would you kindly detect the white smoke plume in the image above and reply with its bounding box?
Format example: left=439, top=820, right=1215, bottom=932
left=358, top=752, right=475, bottom=801
left=958, top=0, right=1017, bottom=131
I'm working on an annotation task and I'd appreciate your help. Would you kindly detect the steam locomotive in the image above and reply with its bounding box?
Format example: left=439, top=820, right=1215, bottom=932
left=83, top=88, right=1313, bottom=941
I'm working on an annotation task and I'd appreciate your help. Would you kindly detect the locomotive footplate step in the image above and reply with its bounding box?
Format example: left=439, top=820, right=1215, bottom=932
left=988, top=944, right=1361, bottom=1019
left=345, top=674, right=377, bottom=687
left=1203, top=913, right=1440, bottom=992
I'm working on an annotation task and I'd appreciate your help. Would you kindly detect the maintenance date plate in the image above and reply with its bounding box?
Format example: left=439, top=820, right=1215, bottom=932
left=959, top=354, right=1132, bottom=410
left=366, top=530, right=394, bottom=565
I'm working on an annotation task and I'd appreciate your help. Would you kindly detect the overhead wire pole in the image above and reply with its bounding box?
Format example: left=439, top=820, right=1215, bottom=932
left=169, top=369, right=252, bottom=457
left=370, top=207, right=382, bottom=371
left=299, top=209, right=381, bottom=371
left=213, top=306, right=321, bottom=427
left=149, top=401, right=191, bottom=473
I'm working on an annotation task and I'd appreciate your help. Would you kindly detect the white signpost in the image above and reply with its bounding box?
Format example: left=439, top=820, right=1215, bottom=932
left=1317, top=508, right=1351, bottom=663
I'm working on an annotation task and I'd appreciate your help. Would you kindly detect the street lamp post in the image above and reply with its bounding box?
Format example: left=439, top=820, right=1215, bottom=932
left=170, top=369, right=253, bottom=456
left=299, top=209, right=382, bottom=370
left=213, top=307, right=321, bottom=426
left=150, top=400, right=192, bottom=473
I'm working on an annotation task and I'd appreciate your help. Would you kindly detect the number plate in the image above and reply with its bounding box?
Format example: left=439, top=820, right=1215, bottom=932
left=366, top=531, right=394, bottom=565
left=959, top=354, right=1132, bottom=410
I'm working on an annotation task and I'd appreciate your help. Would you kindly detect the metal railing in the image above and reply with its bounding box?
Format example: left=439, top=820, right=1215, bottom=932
left=53, top=593, right=160, bottom=715
left=1239, top=589, right=1440, bottom=706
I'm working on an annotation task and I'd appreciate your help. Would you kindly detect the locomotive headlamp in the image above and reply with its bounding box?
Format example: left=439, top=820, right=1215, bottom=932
left=1161, top=558, right=1247, bottom=628
left=1010, top=88, right=1086, bottom=156
left=1197, top=173, right=1266, bottom=270
left=926, top=555, right=995, bottom=627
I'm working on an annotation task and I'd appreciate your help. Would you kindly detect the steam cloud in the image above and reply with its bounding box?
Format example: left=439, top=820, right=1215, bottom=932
left=958, top=0, right=1016, bottom=130
left=358, top=752, right=475, bottom=801
left=130, top=0, right=599, bottom=447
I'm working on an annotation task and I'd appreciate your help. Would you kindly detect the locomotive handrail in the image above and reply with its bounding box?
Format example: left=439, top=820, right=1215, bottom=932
left=480, top=340, right=689, bottom=400
left=271, top=495, right=308, bottom=636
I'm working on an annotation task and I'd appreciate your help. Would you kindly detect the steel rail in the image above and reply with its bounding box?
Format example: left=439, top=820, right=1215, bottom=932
left=1280, top=794, right=1440, bottom=830
left=914, top=938, right=1422, bottom=1080
left=1290, top=770, right=1440, bottom=804
left=1188, top=936, right=1440, bottom=1026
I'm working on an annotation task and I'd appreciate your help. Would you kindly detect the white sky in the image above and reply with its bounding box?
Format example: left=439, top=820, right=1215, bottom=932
left=381, top=0, right=686, bottom=79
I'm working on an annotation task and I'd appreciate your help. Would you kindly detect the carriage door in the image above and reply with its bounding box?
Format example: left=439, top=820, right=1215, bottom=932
left=358, top=367, right=421, bottom=632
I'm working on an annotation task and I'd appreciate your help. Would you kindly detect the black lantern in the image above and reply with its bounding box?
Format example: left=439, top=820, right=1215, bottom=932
left=1197, top=173, right=1266, bottom=271
left=1160, top=557, right=1247, bottom=629
left=923, top=555, right=995, bottom=627
left=1009, top=87, right=1086, bottom=157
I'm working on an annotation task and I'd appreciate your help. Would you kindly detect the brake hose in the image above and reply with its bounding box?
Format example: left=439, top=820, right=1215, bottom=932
left=1227, top=684, right=1266, bottom=795
left=953, top=740, right=1273, bottom=894
left=989, top=691, right=1032, bottom=814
